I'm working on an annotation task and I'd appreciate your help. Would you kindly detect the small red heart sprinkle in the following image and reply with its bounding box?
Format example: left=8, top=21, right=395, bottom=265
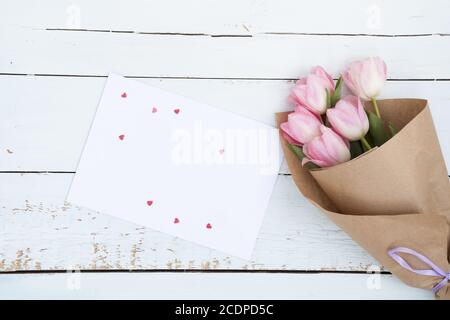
left=146, top=200, right=153, bottom=206
left=152, top=107, right=158, bottom=113
left=219, top=149, right=225, bottom=155
left=206, top=223, right=212, bottom=229
left=174, top=217, right=180, bottom=224
left=118, top=134, right=125, bottom=140
left=121, top=92, right=127, bottom=98
left=174, top=109, right=180, bottom=114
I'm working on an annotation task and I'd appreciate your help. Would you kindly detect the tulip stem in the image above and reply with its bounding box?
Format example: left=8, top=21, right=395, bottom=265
left=371, top=97, right=381, bottom=118
left=361, top=136, right=372, bottom=151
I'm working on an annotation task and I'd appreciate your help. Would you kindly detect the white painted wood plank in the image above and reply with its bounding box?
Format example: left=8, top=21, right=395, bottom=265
left=0, top=272, right=433, bottom=300
left=3, top=0, right=450, bottom=35
left=2, top=27, right=450, bottom=79
left=0, top=75, right=290, bottom=172
left=1, top=76, right=449, bottom=173
left=0, top=172, right=379, bottom=272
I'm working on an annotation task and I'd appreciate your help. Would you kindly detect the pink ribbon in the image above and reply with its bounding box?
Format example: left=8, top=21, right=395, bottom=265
left=388, top=247, right=450, bottom=294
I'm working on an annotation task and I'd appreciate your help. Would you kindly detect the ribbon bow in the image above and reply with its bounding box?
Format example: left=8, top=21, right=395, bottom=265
left=388, top=247, right=450, bottom=294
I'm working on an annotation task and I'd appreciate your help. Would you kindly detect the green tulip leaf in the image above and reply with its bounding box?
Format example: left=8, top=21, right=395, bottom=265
left=350, top=140, right=364, bottom=159
left=326, top=89, right=331, bottom=109
left=368, top=111, right=389, bottom=147
left=330, top=76, right=343, bottom=107
left=388, top=122, right=398, bottom=137
left=288, top=144, right=305, bottom=161
left=364, top=131, right=374, bottom=147
left=305, top=162, right=321, bottom=170
left=287, top=144, right=320, bottom=169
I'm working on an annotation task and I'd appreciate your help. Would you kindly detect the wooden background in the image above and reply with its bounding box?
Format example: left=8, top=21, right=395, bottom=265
left=1, top=0, right=449, bottom=299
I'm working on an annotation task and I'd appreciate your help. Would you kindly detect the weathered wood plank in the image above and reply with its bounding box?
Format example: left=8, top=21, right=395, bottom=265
left=1, top=76, right=449, bottom=172
left=2, top=27, right=450, bottom=78
left=0, top=172, right=379, bottom=272
left=3, top=0, right=450, bottom=35
left=0, top=272, right=433, bottom=299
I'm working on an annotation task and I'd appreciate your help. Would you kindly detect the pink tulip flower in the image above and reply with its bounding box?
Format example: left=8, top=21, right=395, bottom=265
left=310, top=66, right=335, bottom=88
left=289, top=66, right=335, bottom=115
left=280, top=107, right=323, bottom=146
left=327, top=96, right=369, bottom=141
left=302, top=125, right=351, bottom=168
left=342, top=57, right=387, bottom=101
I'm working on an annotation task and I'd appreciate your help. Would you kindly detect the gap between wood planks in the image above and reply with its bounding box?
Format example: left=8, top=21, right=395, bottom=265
left=1, top=172, right=448, bottom=180
left=0, top=268, right=391, bottom=275
left=44, top=28, right=450, bottom=38
left=1, top=72, right=450, bottom=82
left=0, top=171, right=293, bottom=177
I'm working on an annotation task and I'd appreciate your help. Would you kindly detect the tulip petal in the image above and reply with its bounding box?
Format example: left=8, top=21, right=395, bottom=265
left=343, top=60, right=372, bottom=100
left=305, top=74, right=328, bottom=114
left=289, top=83, right=307, bottom=106
left=290, top=67, right=335, bottom=115
left=303, top=135, right=336, bottom=167
left=320, top=126, right=351, bottom=163
left=280, top=121, right=302, bottom=146
left=373, top=57, right=387, bottom=79
left=327, top=96, right=368, bottom=141
left=311, top=66, right=335, bottom=91
left=291, top=108, right=322, bottom=143
left=360, top=57, right=386, bottom=98
left=327, top=108, right=361, bottom=141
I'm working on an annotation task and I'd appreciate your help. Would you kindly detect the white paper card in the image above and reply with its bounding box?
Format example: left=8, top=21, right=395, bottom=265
left=67, top=74, right=281, bottom=259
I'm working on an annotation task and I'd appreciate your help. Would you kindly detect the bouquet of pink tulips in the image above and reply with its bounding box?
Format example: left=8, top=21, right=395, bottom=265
left=277, top=57, right=450, bottom=299
left=281, top=58, right=393, bottom=169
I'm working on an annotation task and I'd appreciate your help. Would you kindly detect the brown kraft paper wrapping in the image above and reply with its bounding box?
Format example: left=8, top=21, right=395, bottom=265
left=276, top=99, right=450, bottom=299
